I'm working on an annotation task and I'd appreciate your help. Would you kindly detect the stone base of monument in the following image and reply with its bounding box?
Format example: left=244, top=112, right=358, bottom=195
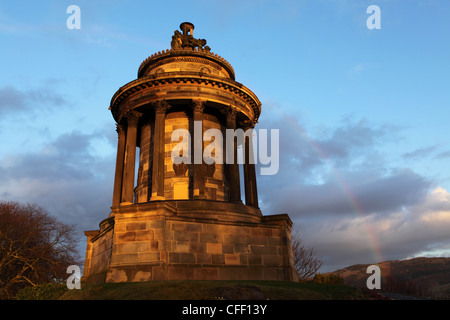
left=81, top=200, right=298, bottom=283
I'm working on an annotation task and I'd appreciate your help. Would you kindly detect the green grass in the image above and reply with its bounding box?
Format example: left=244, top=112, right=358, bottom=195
left=58, top=280, right=370, bottom=300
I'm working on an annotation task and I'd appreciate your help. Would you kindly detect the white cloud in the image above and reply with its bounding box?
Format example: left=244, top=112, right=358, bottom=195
left=302, top=187, right=450, bottom=272
left=348, top=63, right=366, bottom=75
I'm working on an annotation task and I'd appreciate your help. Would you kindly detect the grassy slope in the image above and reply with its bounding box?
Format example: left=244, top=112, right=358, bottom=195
left=59, top=280, right=369, bottom=300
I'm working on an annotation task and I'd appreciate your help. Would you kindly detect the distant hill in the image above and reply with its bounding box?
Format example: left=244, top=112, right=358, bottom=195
left=329, top=257, right=450, bottom=299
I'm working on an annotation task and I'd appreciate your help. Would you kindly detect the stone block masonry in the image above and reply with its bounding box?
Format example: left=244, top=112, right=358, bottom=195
left=82, top=200, right=298, bottom=283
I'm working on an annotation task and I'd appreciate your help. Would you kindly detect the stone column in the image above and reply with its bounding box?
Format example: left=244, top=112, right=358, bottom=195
left=136, top=119, right=151, bottom=203
left=112, top=124, right=126, bottom=207
left=121, top=112, right=139, bottom=205
left=225, top=107, right=241, bottom=202
left=150, top=100, right=167, bottom=200
left=193, top=99, right=206, bottom=199
left=244, top=126, right=259, bottom=208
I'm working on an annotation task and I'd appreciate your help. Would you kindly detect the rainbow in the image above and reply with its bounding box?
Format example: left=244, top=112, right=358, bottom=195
left=267, top=103, right=385, bottom=266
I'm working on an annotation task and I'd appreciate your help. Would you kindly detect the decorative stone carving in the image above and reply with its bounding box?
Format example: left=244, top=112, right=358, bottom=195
left=192, top=99, right=204, bottom=113
left=226, top=106, right=237, bottom=121
left=154, top=67, right=165, bottom=74
left=115, top=123, right=125, bottom=137
left=171, top=23, right=210, bottom=51
left=155, top=100, right=168, bottom=114
left=126, top=110, right=141, bottom=125
left=173, top=162, right=188, bottom=177
left=200, top=67, right=211, bottom=74
left=171, top=30, right=182, bottom=50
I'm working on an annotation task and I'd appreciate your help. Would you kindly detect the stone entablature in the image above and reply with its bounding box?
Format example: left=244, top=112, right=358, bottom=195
left=110, top=72, right=261, bottom=126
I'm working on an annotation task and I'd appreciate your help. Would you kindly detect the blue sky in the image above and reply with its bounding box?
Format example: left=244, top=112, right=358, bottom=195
left=1, top=0, right=450, bottom=272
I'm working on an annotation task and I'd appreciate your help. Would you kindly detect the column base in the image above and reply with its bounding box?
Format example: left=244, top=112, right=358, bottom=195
left=150, top=194, right=165, bottom=201
left=193, top=189, right=206, bottom=199
left=119, top=201, right=133, bottom=206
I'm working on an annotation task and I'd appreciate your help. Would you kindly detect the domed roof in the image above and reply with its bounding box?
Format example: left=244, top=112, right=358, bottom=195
left=137, top=22, right=235, bottom=80
left=109, top=22, right=261, bottom=126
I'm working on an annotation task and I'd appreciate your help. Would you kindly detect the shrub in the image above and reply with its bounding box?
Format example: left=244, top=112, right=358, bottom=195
left=15, top=283, right=67, bottom=300
left=313, top=273, right=345, bottom=285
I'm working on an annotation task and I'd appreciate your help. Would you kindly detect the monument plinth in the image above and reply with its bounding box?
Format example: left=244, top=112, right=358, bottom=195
left=82, top=23, right=298, bottom=283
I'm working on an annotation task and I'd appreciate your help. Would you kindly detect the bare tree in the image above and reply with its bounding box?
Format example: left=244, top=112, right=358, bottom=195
left=0, top=201, right=80, bottom=299
left=291, top=230, right=322, bottom=281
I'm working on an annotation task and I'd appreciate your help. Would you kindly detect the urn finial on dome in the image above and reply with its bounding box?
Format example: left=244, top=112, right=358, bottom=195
left=180, top=22, right=194, bottom=36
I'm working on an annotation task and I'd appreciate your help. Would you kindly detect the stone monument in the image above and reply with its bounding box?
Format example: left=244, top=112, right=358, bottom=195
left=82, top=22, right=298, bottom=283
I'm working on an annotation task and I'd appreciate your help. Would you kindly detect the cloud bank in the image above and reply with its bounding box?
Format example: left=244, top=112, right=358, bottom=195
left=0, top=128, right=116, bottom=255
left=0, top=85, right=68, bottom=116
left=256, top=109, right=449, bottom=271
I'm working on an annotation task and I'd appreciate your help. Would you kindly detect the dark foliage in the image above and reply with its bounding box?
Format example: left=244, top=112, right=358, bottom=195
left=0, top=201, right=80, bottom=299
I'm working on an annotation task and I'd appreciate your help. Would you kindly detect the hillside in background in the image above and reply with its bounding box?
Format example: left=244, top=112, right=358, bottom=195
left=329, top=257, right=450, bottom=299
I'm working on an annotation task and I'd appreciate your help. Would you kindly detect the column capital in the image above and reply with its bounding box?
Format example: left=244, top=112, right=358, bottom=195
left=192, top=99, right=205, bottom=113
left=126, top=110, right=141, bottom=125
left=115, top=123, right=125, bottom=136
left=155, top=100, right=168, bottom=115
left=226, top=106, right=237, bottom=121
